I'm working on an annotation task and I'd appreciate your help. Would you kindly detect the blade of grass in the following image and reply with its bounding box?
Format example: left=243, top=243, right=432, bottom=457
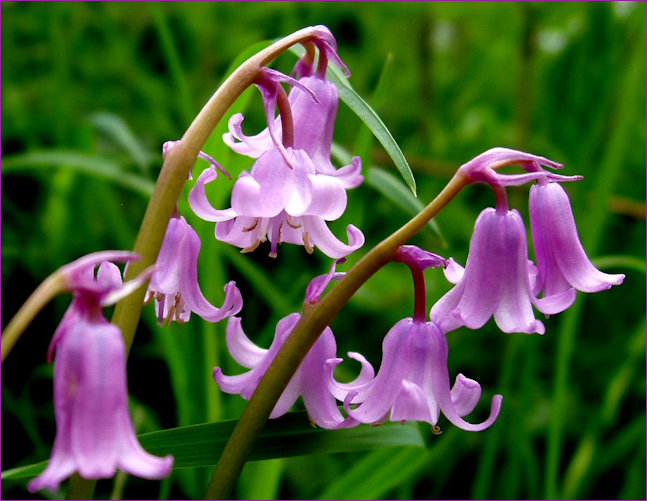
left=1, top=151, right=155, bottom=197
left=544, top=32, right=643, bottom=498
left=1, top=413, right=424, bottom=481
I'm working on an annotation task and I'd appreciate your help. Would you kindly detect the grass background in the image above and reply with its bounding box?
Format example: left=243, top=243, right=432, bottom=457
left=2, top=2, right=645, bottom=499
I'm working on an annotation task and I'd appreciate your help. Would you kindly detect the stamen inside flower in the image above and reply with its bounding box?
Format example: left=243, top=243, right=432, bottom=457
left=242, top=240, right=261, bottom=254
left=303, top=232, right=314, bottom=254
left=243, top=219, right=259, bottom=232
left=287, top=216, right=302, bottom=229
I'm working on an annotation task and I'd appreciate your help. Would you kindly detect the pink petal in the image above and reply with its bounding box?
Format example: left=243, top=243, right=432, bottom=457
left=450, top=374, right=482, bottom=417
left=225, top=317, right=267, bottom=369
left=303, top=218, right=365, bottom=259
left=222, top=113, right=275, bottom=159
left=429, top=326, right=503, bottom=431
left=300, top=173, right=348, bottom=220
left=189, top=166, right=238, bottom=222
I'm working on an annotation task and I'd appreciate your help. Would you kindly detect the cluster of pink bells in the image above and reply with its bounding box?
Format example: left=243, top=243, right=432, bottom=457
left=29, top=27, right=623, bottom=492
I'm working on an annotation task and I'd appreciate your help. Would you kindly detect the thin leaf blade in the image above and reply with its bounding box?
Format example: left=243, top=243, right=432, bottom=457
left=326, top=65, right=417, bottom=196
left=1, top=411, right=424, bottom=480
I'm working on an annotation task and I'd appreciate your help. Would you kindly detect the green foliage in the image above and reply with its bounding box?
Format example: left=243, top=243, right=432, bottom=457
left=2, top=2, right=644, bottom=500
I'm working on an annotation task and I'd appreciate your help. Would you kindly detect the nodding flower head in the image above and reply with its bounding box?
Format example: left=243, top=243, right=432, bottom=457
left=430, top=207, right=546, bottom=335
left=145, top=214, right=242, bottom=325
left=330, top=318, right=502, bottom=432
left=202, top=50, right=363, bottom=258
left=214, top=263, right=367, bottom=430
left=29, top=253, right=173, bottom=493
left=529, top=182, right=624, bottom=311
left=189, top=155, right=364, bottom=259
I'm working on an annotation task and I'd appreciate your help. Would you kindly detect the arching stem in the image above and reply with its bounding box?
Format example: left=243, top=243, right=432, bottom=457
left=205, top=172, right=469, bottom=499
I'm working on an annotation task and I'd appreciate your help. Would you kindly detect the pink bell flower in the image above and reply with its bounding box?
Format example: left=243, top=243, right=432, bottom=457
left=529, top=181, right=624, bottom=310
left=145, top=214, right=242, bottom=325
left=335, top=318, right=502, bottom=432
left=213, top=261, right=369, bottom=429
left=28, top=252, right=173, bottom=492
left=189, top=159, right=364, bottom=258
left=430, top=208, right=546, bottom=334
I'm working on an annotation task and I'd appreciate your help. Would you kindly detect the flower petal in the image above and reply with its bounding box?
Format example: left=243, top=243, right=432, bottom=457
left=450, top=374, right=482, bottom=417
left=223, top=113, right=275, bottom=159
left=443, top=258, right=465, bottom=284
left=530, top=183, right=625, bottom=293
left=326, top=352, right=375, bottom=402
left=429, top=326, right=502, bottom=431
left=303, top=217, right=365, bottom=259
left=391, top=380, right=434, bottom=424
left=189, top=166, right=238, bottom=222
left=224, top=317, right=267, bottom=369
left=492, top=210, right=545, bottom=334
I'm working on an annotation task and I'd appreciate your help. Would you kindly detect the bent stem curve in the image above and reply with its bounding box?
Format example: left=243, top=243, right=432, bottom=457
left=205, top=172, right=469, bottom=499
left=65, top=26, right=329, bottom=500
left=112, top=25, right=338, bottom=354
left=1, top=272, right=66, bottom=365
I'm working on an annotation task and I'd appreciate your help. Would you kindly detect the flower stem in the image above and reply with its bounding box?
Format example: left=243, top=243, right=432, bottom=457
left=64, top=26, right=331, bottom=499
left=410, top=265, right=428, bottom=323
left=110, top=25, right=337, bottom=354
left=1, top=272, right=66, bottom=365
left=65, top=473, right=96, bottom=500
left=204, top=172, right=469, bottom=499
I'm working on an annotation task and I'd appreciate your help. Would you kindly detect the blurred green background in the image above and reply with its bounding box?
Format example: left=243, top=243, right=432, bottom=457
left=2, top=2, right=645, bottom=499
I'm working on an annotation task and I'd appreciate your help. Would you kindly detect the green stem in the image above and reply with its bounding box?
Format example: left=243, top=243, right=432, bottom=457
left=1, top=272, right=66, bottom=365
left=66, top=26, right=332, bottom=499
left=205, top=173, right=469, bottom=499
left=110, top=25, right=338, bottom=354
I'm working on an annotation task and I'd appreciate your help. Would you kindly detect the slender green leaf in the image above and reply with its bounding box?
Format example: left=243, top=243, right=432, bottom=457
left=1, top=151, right=155, bottom=197
left=286, top=45, right=416, bottom=196
left=1, top=412, right=424, bottom=480
left=89, top=112, right=154, bottom=173
left=353, top=53, right=394, bottom=175
left=327, top=65, right=417, bottom=197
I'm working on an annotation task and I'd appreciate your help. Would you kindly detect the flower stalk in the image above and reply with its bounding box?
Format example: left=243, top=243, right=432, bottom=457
left=205, top=172, right=469, bottom=499
left=1, top=272, right=66, bottom=364
left=62, top=26, right=339, bottom=500
left=111, top=25, right=340, bottom=353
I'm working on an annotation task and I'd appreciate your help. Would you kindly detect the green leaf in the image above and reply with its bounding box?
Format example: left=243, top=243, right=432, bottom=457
left=1, top=151, right=155, bottom=197
left=327, top=65, right=417, bottom=197
left=318, top=427, right=461, bottom=500
left=1, top=411, right=424, bottom=480
left=367, top=167, right=443, bottom=243
left=89, top=112, right=154, bottom=173
left=286, top=45, right=416, bottom=196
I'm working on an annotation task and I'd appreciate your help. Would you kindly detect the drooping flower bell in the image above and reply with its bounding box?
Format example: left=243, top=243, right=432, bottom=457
left=430, top=207, right=547, bottom=334
left=223, top=39, right=363, bottom=189
left=529, top=181, right=624, bottom=308
left=213, top=261, right=369, bottom=429
left=338, top=318, right=502, bottom=432
left=331, top=246, right=502, bottom=431
left=28, top=252, right=173, bottom=493
left=191, top=32, right=364, bottom=258
left=189, top=149, right=364, bottom=259
left=145, top=214, right=243, bottom=325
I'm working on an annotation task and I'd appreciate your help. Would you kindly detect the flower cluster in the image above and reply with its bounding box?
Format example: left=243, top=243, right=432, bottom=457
left=189, top=31, right=364, bottom=258
left=216, top=250, right=502, bottom=432
left=431, top=148, right=624, bottom=334
left=25, top=27, right=626, bottom=497
left=29, top=252, right=173, bottom=493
